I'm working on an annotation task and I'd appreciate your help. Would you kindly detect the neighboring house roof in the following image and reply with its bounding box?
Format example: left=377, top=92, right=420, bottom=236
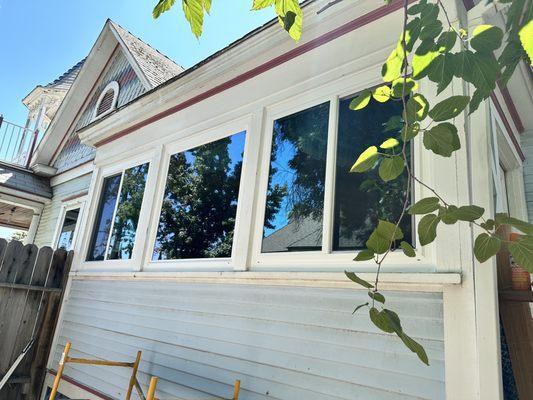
left=44, top=59, right=85, bottom=91
left=110, top=21, right=184, bottom=87
left=262, top=216, right=323, bottom=253
left=0, top=164, right=51, bottom=199
left=30, top=19, right=184, bottom=171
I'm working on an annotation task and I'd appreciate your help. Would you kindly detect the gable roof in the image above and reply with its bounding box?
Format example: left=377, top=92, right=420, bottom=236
left=31, top=19, right=183, bottom=171
left=110, top=21, right=184, bottom=87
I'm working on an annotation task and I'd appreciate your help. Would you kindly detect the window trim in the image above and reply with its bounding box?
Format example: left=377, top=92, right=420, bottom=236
left=92, top=81, right=119, bottom=122
left=77, top=150, right=158, bottom=271
left=250, top=85, right=431, bottom=272
left=143, top=116, right=255, bottom=271
left=51, top=196, right=86, bottom=251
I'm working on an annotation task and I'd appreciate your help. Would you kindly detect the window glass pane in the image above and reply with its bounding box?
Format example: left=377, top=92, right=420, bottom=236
left=261, top=102, right=330, bottom=253
left=87, top=174, right=121, bottom=261
left=57, top=208, right=80, bottom=251
left=107, top=163, right=150, bottom=260
left=333, top=95, right=411, bottom=251
left=153, top=131, right=246, bottom=260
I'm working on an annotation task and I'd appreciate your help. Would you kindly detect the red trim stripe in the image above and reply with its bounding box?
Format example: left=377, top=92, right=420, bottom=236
left=95, top=0, right=407, bottom=147
left=61, top=191, right=89, bottom=203
left=497, top=83, right=525, bottom=134
left=490, top=93, right=525, bottom=161
left=48, top=370, right=113, bottom=400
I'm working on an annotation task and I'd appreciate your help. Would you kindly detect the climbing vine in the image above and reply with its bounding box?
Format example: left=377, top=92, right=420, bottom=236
left=153, top=0, right=533, bottom=364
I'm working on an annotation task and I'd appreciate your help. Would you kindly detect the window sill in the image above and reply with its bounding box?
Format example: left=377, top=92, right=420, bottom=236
left=70, top=270, right=461, bottom=292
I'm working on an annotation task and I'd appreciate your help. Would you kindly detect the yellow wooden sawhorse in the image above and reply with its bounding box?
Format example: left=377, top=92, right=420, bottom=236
left=49, top=341, right=145, bottom=400
left=145, top=377, right=240, bottom=400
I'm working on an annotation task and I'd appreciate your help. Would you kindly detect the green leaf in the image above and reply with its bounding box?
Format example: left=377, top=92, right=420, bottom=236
left=409, top=197, right=440, bottom=215
left=400, top=241, right=416, bottom=257
left=354, top=249, right=375, bottom=261
left=382, top=309, right=403, bottom=334
left=474, top=233, right=502, bottom=263
left=420, top=3, right=439, bottom=25
left=454, top=51, right=499, bottom=94
left=439, top=205, right=458, bottom=224
left=423, top=122, right=460, bottom=157
left=412, top=48, right=439, bottom=79
left=353, top=303, right=369, bottom=314
left=480, top=219, right=495, bottom=231
left=380, top=138, right=400, bottom=149
left=427, top=53, right=454, bottom=94
left=402, top=123, right=420, bottom=142
left=455, top=205, right=484, bottom=221
left=345, top=271, right=374, bottom=288
left=391, top=78, right=418, bottom=98
left=428, top=95, right=470, bottom=121
left=373, top=85, right=392, bottom=102
left=349, top=90, right=372, bottom=110
left=153, top=0, right=175, bottom=18
left=508, top=236, right=533, bottom=273
left=418, top=214, right=440, bottom=245
left=404, top=18, right=423, bottom=52
left=470, top=25, right=504, bottom=53
left=519, top=20, right=533, bottom=64
left=382, top=48, right=404, bottom=82
left=399, top=332, right=430, bottom=365
left=367, top=220, right=403, bottom=254
left=368, top=291, right=386, bottom=304
left=369, top=308, right=394, bottom=333
left=420, top=20, right=443, bottom=41
left=182, top=0, right=206, bottom=38
left=252, top=0, right=275, bottom=10
left=383, top=116, right=403, bottom=132
left=350, top=146, right=379, bottom=173
left=379, top=156, right=404, bottom=182
left=437, top=30, right=457, bottom=52
left=406, top=94, right=429, bottom=121
left=275, top=0, right=303, bottom=41
left=495, top=214, right=533, bottom=235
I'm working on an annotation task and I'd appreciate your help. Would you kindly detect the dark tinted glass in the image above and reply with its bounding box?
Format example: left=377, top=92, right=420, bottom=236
left=57, top=208, right=80, bottom=251
left=153, top=131, right=246, bottom=260
left=261, top=102, right=330, bottom=253
left=107, top=163, right=150, bottom=260
left=333, top=95, right=412, bottom=250
left=87, top=174, right=121, bottom=261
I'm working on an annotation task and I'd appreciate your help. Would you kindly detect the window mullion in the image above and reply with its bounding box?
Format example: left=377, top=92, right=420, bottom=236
left=322, top=96, right=339, bottom=255
left=104, top=171, right=125, bottom=261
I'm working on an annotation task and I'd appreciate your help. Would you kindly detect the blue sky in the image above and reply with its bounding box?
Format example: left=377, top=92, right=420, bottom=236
left=0, top=0, right=274, bottom=126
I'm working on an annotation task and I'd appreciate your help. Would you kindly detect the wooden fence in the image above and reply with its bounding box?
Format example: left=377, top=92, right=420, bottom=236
left=0, top=239, right=72, bottom=399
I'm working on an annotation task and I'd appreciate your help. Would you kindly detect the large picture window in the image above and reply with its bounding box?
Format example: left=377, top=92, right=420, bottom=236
left=261, top=102, right=330, bottom=253
left=87, top=162, right=149, bottom=261
left=260, top=92, right=411, bottom=254
left=152, top=131, right=246, bottom=260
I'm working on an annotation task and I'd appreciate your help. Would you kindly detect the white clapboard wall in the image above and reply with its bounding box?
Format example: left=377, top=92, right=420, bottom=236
left=50, top=280, right=445, bottom=400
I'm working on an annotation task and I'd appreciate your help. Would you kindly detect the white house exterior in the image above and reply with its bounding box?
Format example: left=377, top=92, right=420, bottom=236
left=0, top=0, right=531, bottom=399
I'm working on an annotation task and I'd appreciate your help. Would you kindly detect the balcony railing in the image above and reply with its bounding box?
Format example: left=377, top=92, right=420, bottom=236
left=0, top=115, right=39, bottom=169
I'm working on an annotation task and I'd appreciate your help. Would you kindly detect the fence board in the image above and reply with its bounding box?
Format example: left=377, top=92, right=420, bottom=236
left=0, top=241, right=71, bottom=400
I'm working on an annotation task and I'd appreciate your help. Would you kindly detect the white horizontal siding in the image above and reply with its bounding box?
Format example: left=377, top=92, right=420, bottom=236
left=50, top=280, right=445, bottom=400
left=34, top=173, right=92, bottom=248
left=522, top=130, right=533, bottom=223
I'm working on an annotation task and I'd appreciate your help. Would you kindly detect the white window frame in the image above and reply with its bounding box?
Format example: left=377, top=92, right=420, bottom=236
left=143, top=116, right=255, bottom=272
left=91, top=81, right=119, bottom=122
left=51, top=196, right=86, bottom=251
left=249, top=81, right=433, bottom=272
left=77, top=149, right=158, bottom=271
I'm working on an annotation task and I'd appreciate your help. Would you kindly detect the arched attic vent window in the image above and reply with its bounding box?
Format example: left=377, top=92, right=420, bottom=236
left=92, top=81, right=119, bottom=121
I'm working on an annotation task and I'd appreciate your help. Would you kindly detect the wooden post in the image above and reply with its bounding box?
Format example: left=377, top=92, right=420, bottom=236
left=49, top=341, right=71, bottom=400
left=146, top=377, right=158, bottom=400
left=233, top=380, right=241, bottom=400
left=126, top=351, right=142, bottom=400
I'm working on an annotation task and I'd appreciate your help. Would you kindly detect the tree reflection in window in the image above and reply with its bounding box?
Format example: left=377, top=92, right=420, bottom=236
left=153, top=131, right=246, bottom=260
left=261, top=102, right=330, bottom=253
left=107, top=163, right=150, bottom=259
left=87, top=174, right=121, bottom=261
left=333, top=95, right=412, bottom=250
left=57, top=208, right=80, bottom=251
